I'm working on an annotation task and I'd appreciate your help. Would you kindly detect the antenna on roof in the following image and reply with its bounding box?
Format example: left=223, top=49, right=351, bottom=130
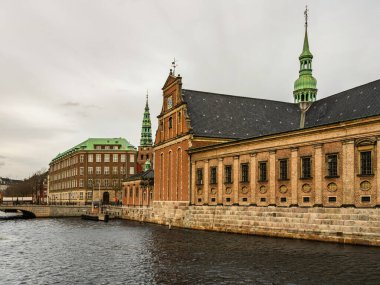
left=171, top=58, right=178, bottom=75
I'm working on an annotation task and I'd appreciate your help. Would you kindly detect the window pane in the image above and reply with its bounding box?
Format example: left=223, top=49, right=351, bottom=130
left=327, top=155, right=338, bottom=177
left=259, top=162, right=267, bottom=181
left=279, top=160, right=288, bottom=180
left=361, top=151, right=372, bottom=175
left=302, top=157, right=311, bottom=178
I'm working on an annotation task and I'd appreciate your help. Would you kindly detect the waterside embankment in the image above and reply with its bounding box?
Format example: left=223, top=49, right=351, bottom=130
left=118, top=202, right=380, bottom=246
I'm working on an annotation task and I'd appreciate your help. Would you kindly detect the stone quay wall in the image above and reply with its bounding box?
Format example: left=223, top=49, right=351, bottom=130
left=119, top=201, right=380, bottom=246
left=0, top=205, right=90, bottom=218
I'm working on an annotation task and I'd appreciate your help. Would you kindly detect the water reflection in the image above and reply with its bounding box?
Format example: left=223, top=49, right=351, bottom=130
left=1, top=218, right=380, bottom=284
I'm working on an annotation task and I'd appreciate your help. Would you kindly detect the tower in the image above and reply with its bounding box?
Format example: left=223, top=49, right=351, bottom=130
left=137, top=92, right=153, bottom=172
left=293, top=6, right=317, bottom=106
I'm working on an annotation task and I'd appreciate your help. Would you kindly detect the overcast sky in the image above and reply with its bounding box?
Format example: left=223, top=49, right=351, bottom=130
left=1, top=0, right=380, bottom=179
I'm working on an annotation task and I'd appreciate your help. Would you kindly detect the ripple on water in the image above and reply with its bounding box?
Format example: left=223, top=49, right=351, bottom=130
left=1, top=218, right=380, bottom=284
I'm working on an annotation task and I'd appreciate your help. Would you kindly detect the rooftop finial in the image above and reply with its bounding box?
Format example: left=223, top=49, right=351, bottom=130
left=171, top=58, right=178, bottom=75
left=304, top=5, right=309, bottom=28
left=145, top=90, right=149, bottom=108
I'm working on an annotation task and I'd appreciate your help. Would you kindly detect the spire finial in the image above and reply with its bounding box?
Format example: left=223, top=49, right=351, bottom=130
left=171, top=58, right=178, bottom=75
left=304, top=5, right=309, bottom=29
left=145, top=90, right=149, bottom=108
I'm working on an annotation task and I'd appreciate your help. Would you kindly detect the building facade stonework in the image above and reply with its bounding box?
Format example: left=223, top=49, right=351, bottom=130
left=48, top=138, right=137, bottom=205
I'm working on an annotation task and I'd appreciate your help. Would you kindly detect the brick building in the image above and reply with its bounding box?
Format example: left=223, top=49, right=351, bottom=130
left=154, top=10, right=380, bottom=209
left=123, top=168, right=154, bottom=206
left=154, top=72, right=231, bottom=203
left=48, top=138, right=137, bottom=205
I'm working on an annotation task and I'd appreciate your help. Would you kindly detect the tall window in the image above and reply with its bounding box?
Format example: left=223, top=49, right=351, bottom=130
left=96, top=167, right=101, bottom=175
left=360, top=151, right=372, bottom=175
left=225, top=165, right=232, bottom=183
left=88, top=167, right=93, bottom=175
left=104, top=154, right=110, bottom=162
left=241, top=163, right=249, bottom=182
left=121, top=154, right=126, bottom=162
left=210, top=167, right=217, bottom=184
left=196, top=169, right=203, bottom=185
left=88, top=154, right=93, bottom=162
left=169, top=117, right=173, bottom=129
left=279, top=159, right=288, bottom=180
left=79, top=155, right=84, bottom=163
left=130, top=154, right=135, bottom=163
left=96, top=154, right=101, bottom=163
left=104, top=167, right=110, bottom=175
left=259, top=162, right=267, bottom=181
left=113, top=166, right=118, bottom=175
left=80, top=167, right=84, bottom=176
left=301, top=157, right=312, bottom=178
left=327, top=154, right=338, bottom=177
left=113, top=154, right=118, bottom=162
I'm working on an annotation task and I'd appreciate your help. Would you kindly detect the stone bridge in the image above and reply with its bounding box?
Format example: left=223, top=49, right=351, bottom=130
left=0, top=205, right=90, bottom=218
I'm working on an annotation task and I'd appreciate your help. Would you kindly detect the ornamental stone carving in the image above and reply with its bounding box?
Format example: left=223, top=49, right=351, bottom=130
left=210, top=188, right=217, bottom=195
left=225, top=187, right=232, bottom=194
left=197, top=188, right=203, bottom=195
left=302, top=183, right=312, bottom=193
left=259, top=185, right=267, bottom=194
left=279, top=185, right=288, bottom=194
left=360, top=181, right=371, bottom=191
left=327, top=182, right=337, bottom=192
left=240, top=186, right=249, bottom=194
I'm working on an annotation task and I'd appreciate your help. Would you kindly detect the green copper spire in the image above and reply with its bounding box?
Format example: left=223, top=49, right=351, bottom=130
left=139, top=92, right=153, bottom=147
left=293, top=6, right=317, bottom=104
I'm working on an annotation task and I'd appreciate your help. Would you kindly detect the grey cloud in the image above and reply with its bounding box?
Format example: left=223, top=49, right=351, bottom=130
left=1, top=0, right=380, bottom=179
left=62, top=101, right=80, bottom=107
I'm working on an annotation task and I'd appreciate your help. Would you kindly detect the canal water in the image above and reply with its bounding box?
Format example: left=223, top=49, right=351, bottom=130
left=1, top=218, right=380, bottom=285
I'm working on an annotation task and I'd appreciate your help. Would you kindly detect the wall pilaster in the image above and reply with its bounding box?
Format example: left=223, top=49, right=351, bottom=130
left=269, top=151, right=276, bottom=205
left=204, top=160, right=209, bottom=205
left=191, top=162, right=196, bottom=205
left=377, top=137, right=380, bottom=206
left=314, top=144, right=323, bottom=206
left=250, top=153, right=257, bottom=205
left=342, top=140, right=355, bottom=206
left=291, top=148, right=298, bottom=206
left=217, top=158, right=223, bottom=205
left=233, top=156, right=239, bottom=205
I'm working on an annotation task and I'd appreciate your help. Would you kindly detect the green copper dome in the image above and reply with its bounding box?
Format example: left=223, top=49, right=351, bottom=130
left=294, top=74, right=317, bottom=91
left=293, top=12, right=317, bottom=104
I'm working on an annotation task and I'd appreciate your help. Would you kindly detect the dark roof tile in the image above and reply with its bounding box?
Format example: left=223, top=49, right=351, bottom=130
left=182, top=90, right=300, bottom=139
left=182, top=79, right=380, bottom=140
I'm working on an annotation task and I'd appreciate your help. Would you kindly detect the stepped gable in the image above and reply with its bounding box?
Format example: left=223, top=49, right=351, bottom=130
left=182, top=89, right=300, bottom=139
left=305, top=79, right=380, bottom=128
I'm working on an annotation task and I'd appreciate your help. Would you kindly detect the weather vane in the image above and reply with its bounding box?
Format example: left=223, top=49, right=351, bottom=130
left=171, top=58, right=178, bottom=75
left=304, top=5, right=309, bottom=28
